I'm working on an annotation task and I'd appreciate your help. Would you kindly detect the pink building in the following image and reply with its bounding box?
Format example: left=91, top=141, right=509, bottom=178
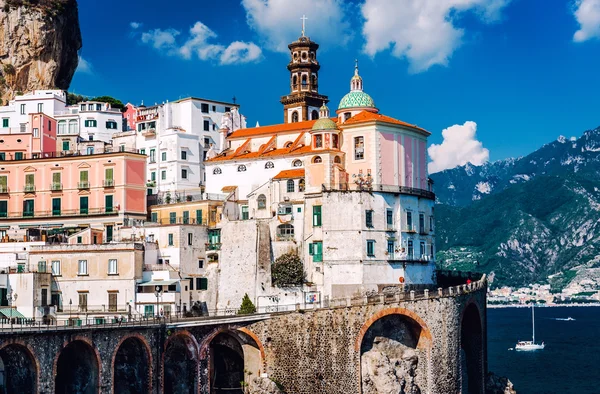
left=0, top=113, right=57, bottom=160
left=0, top=150, right=147, bottom=243
left=122, top=103, right=137, bottom=131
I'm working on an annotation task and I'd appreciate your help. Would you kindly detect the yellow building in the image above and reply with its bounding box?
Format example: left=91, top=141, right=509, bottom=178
left=149, top=199, right=224, bottom=227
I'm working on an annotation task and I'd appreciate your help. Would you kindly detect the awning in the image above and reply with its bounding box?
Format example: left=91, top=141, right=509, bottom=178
left=0, top=225, right=11, bottom=230
left=138, top=279, right=178, bottom=287
left=0, top=308, right=26, bottom=319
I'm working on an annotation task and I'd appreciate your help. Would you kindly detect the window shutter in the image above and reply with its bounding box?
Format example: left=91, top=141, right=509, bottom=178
left=309, top=243, right=314, bottom=255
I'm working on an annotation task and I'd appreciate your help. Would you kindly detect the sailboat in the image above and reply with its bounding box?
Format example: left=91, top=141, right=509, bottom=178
left=515, top=304, right=545, bottom=351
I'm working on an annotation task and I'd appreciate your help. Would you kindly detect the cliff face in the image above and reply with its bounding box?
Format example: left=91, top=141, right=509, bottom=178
left=0, top=0, right=81, bottom=103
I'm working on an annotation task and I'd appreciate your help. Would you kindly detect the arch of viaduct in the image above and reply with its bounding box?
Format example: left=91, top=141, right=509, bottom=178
left=0, top=281, right=487, bottom=394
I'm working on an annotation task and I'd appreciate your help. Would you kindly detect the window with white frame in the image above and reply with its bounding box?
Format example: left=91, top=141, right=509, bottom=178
left=78, top=260, right=88, bottom=275
left=108, top=259, right=118, bottom=274
left=51, top=260, right=61, bottom=276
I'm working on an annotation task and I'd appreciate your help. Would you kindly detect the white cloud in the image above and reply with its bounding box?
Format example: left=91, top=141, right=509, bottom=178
left=130, top=22, right=142, bottom=29
left=141, top=28, right=180, bottom=50
left=361, top=0, right=511, bottom=73
left=75, top=56, right=93, bottom=75
left=137, top=22, right=262, bottom=65
left=220, top=41, right=262, bottom=65
left=428, top=121, right=490, bottom=173
left=573, top=0, right=600, bottom=42
left=241, top=0, right=351, bottom=52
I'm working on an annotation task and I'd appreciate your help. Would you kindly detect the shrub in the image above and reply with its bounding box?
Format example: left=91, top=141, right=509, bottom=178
left=272, top=252, right=305, bottom=287
left=238, top=294, right=256, bottom=315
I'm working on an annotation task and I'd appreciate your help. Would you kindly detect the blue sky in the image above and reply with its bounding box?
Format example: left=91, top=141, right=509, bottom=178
left=71, top=0, right=600, bottom=171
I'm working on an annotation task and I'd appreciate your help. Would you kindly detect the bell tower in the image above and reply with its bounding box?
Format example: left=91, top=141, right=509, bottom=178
left=280, top=16, right=329, bottom=124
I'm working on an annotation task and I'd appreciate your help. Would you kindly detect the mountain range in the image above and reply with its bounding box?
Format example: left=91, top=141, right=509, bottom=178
left=432, top=126, right=600, bottom=289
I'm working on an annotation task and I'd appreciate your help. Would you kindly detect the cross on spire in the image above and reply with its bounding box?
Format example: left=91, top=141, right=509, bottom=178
left=355, top=59, right=359, bottom=75
left=301, top=15, right=308, bottom=37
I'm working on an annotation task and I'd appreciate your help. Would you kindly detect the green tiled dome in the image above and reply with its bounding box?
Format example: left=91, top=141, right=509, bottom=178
left=312, top=118, right=338, bottom=131
left=338, top=91, right=375, bottom=110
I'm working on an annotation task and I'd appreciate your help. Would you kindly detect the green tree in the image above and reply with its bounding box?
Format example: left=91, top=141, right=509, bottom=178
left=67, top=92, right=86, bottom=105
left=271, top=252, right=305, bottom=287
left=238, top=294, right=256, bottom=315
left=91, top=95, right=125, bottom=111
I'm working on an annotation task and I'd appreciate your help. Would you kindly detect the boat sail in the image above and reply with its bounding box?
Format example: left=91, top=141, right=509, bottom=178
left=515, top=304, right=545, bottom=351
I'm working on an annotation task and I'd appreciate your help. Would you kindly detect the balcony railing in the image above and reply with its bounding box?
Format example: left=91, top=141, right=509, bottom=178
left=50, top=183, right=62, bottom=191
left=0, top=148, right=144, bottom=161
left=78, top=182, right=90, bottom=189
left=0, top=186, right=8, bottom=193
left=0, top=207, right=118, bottom=220
left=149, top=217, right=208, bottom=225
left=322, top=183, right=435, bottom=200
left=205, top=242, right=221, bottom=251
left=24, top=184, right=36, bottom=192
left=103, top=179, right=114, bottom=187
left=141, top=128, right=156, bottom=137
left=387, top=253, right=433, bottom=263
left=403, top=225, right=416, bottom=233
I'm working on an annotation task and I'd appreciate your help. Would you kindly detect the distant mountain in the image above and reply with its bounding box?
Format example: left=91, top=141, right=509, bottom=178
left=433, top=126, right=600, bottom=288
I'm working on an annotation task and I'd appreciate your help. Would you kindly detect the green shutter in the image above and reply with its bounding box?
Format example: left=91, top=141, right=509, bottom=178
left=52, top=172, right=61, bottom=184
left=169, top=212, right=176, bottom=224
left=309, top=243, right=314, bottom=255
left=80, top=171, right=88, bottom=182
left=105, top=195, right=113, bottom=212
left=0, top=201, right=7, bottom=218
left=313, top=205, right=322, bottom=227
left=25, top=174, right=34, bottom=186
left=199, top=278, right=208, bottom=290
left=313, top=241, right=323, bottom=262
left=62, top=141, right=70, bottom=151
left=52, top=198, right=61, bottom=216
left=151, top=212, right=158, bottom=223
left=80, top=196, right=88, bottom=214
left=105, top=168, right=113, bottom=181
left=183, top=211, right=189, bottom=224
left=196, top=209, right=202, bottom=224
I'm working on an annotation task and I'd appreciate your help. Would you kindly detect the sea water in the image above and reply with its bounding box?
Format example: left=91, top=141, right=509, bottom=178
left=488, top=306, right=600, bottom=394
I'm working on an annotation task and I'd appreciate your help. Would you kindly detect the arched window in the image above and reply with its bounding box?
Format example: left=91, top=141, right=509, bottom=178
left=311, top=74, right=317, bottom=87
left=257, top=194, right=266, bottom=209
left=344, top=112, right=351, bottom=121
left=334, top=156, right=342, bottom=164
left=301, top=75, right=307, bottom=86
left=311, top=110, right=319, bottom=120
left=68, top=119, right=78, bottom=134
left=213, top=167, right=222, bottom=175
left=277, top=224, right=295, bottom=237
left=332, top=134, right=339, bottom=149
left=287, top=179, right=295, bottom=193
left=292, top=75, right=298, bottom=88
left=58, top=120, right=66, bottom=134
left=292, top=160, right=303, bottom=167
left=284, top=141, right=293, bottom=148
left=299, top=179, right=305, bottom=192
left=314, top=135, right=322, bottom=148
left=265, top=161, right=274, bottom=169
left=237, top=165, right=247, bottom=172
left=291, top=111, right=299, bottom=123
left=312, top=156, right=322, bottom=163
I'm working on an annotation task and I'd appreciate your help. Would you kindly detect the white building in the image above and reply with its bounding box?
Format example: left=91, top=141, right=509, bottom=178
left=55, top=100, right=123, bottom=145
left=0, top=90, right=68, bottom=134
left=114, top=97, right=246, bottom=197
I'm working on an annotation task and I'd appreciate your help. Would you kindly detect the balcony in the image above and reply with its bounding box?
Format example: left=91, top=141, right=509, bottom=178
left=146, top=181, right=156, bottom=187
left=387, top=253, right=433, bottom=263
left=321, top=183, right=436, bottom=200
left=78, top=182, right=90, bottom=189
left=50, top=183, right=62, bottom=191
left=205, top=242, right=221, bottom=251
left=0, top=207, right=119, bottom=220
left=103, top=179, right=115, bottom=187
left=24, top=184, right=36, bottom=193
left=403, top=225, right=417, bottom=233
left=141, top=128, right=156, bottom=137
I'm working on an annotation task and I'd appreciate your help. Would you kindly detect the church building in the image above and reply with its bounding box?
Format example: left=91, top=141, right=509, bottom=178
left=204, top=28, right=436, bottom=308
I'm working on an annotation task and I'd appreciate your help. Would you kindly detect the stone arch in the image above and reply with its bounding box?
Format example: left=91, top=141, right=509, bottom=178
left=111, top=334, right=152, bottom=394
left=460, top=300, right=484, bottom=394
left=0, top=341, right=39, bottom=394
left=291, top=111, right=299, bottom=123
left=162, top=330, right=199, bottom=394
left=311, top=109, right=319, bottom=120
left=199, top=327, right=264, bottom=393
left=54, top=337, right=101, bottom=394
left=356, top=308, right=432, bottom=394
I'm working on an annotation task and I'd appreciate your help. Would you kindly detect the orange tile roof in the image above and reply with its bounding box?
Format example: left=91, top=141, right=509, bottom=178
left=343, top=111, right=430, bottom=134
left=222, top=185, right=238, bottom=192
left=273, top=169, right=305, bottom=180
left=229, top=119, right=319, bottom=139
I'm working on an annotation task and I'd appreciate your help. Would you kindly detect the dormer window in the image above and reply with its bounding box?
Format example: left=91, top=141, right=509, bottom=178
left=312, top=156, right=322, bottom=163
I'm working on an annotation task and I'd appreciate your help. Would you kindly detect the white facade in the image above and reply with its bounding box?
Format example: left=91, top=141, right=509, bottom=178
left=55, top=101, right=123, bottom=143
left=114, top=98, right=246, bottom=196
left=0, top=90, right=67, bottom=134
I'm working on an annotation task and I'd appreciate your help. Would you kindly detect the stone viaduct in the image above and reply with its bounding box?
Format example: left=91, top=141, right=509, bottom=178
left=0, top=277, right=487, bottom=394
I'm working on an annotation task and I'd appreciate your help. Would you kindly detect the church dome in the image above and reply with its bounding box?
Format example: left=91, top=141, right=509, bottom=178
left=312, top=117, right=338, bottom=131
left=338, top=91, right=376, bottom=110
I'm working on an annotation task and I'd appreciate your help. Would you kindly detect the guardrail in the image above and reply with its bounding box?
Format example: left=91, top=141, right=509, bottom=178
left=0, top=274, right=486, bottom=333
left=322, top=183, right=435, bottom=200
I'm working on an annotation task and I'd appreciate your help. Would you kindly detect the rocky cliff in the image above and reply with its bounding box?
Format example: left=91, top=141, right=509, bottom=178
left=0, top=0, right=81, bottom=103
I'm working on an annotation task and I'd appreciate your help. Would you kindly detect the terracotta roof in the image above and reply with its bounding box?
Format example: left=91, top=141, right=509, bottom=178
left=273, top=169, right=305, bottom=180
left=229, top=119, right=318, bottom=139
left=222, top=186, right=238, bottom=192
left=343, top=111, right=429, bottom=134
